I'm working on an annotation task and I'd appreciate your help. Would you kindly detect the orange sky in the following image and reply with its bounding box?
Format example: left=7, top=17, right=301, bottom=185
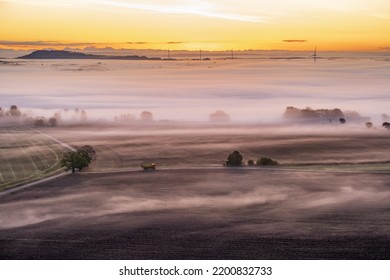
left=1, top=0, right=390, bottom=51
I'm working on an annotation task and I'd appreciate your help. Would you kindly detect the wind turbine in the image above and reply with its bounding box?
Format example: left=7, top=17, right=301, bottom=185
left=313, top=46, right=317, bottom=62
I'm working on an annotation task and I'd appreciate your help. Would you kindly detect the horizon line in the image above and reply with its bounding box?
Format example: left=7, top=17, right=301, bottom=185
left=2, top=47, right=390, bottom=54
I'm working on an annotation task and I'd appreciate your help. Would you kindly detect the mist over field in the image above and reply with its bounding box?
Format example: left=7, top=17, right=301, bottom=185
left=0, top=167, right=389, bottom=259
left=1, top=56, right=390, bottom=259
left=1, top=58, right=389, bottom=122
left=1, top=170, right=389, bottom=236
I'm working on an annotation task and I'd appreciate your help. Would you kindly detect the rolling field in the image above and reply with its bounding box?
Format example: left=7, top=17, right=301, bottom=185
left=0, top=125, right=66, bottom=190
left=0, top=123, right=389, bottom=259
left=42, top=123, right=390, bottom=172
left=0, top=169, right=389, bottom=259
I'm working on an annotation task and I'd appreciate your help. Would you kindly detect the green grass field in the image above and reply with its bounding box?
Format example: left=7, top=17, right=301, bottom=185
left=0, top=126, right=66, bottom=190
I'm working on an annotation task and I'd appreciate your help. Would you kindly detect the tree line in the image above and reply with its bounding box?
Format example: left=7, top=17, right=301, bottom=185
left=225, top=151, right=278, bottom=167
left=0, top=105, right=21, bottom=117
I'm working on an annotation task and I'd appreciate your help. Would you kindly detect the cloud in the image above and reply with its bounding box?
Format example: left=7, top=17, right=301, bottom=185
left=127, top=42, right=148, bottom=45
left=0, top=40, right=187, bottom=52
left=126, top=41, right=184, bottom=45
left=283, top=40, right=308, bottom=43
left=83, top=0, right=265, bottom=22
left=4, top=0, right=264, bottom=22
left=1, top=0, right=84, bottom=8
left=0, top=40, right=96, bottom=47
left=380, top=46, right=390, bottom=50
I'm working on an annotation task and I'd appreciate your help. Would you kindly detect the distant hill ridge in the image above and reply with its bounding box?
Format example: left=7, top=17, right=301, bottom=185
left=18, top=50, right=162, bottom=60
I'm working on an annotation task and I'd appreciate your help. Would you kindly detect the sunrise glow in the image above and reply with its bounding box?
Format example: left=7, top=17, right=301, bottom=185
left=1, top=0, right=390, bottom=51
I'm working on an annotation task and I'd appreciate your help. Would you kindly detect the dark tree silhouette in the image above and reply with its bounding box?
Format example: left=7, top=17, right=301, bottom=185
left=383, top=122, right=390, bottom=130
left=9, top=105, right=21, bottom=117
left=226, top=151, right=243, bottom=167
left=61, top=145, right=96, bottom=174
left=257, top=156, right=278, bottom=166
left=284, top=106, right=345, bottom=122
left=34, top=118, right=45, bottom=127
left=339, top=118, right=346, bottom=124
left=61, top=151, right=90, bottom=174
left=77, top=145, right=97, bottom=163
left=247, top=159, right=255, bottom=166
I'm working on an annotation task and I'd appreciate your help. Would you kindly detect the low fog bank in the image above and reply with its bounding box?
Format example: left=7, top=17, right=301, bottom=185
left=1, top=58, right=389, bottom=122
left=28, top=122, right=389, bottom=173
left=0, top=170, right=389, bottom=239
left=2, top=49, right=390, bottom=60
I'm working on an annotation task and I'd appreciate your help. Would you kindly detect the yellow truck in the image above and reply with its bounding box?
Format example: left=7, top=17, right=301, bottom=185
left=141, top=163, right=156, bottom=170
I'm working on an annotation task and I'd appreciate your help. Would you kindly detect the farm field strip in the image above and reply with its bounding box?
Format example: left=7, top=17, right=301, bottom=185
left=0, top=126, right=66, bottom=190
left=0, top=148, right=17, bottom=181
left=26, top=132, right=61, bottom=170
left=24, top=128, right=65, bottom=172
left=5, top=128, right=40, bottom=178
left=3, top=128, right=45, bottom=178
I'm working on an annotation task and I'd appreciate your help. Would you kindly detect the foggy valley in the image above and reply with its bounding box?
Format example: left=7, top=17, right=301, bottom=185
left=0, top=57, right=390, bottom=259
left=1, top=58, right=389, bottom=123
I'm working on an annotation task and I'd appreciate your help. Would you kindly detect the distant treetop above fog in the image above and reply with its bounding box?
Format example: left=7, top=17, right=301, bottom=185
left=140, top=111, right=154, bottom=122
left=0, top=105, right=21, bottom=118
left=283, top=106, right=370, bottom=123
left=209, top=110, right=231, bottom=122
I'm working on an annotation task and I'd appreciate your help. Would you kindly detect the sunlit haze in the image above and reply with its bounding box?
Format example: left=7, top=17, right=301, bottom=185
left=1, top=0, right=390, bottom=51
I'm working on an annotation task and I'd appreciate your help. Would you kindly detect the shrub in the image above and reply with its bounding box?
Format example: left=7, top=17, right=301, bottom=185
left=225, top=151, right=243, bottom=167
left=365, top=122, right=373, bottom=129
left=257, top=156, right=278, bottom=166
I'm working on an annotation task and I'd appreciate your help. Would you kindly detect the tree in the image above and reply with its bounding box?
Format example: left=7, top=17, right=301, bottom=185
left=61, top=151, right=90, bottom=174
left=225, top=151, right=243, bottom=167
left=339, top=118, right=346, bottom=124
left=209, top=110, right=231, bottom=122
left=34, top=118, right=45, bottom=127
left=115, top=113, right=136, bottom=122
left=257, top=156, right=278, bottom=166
left=365, top=122, right=373, bottom=129
left=247, top=159, right=255, bottom=166
left=9, top=105, right=21, bottom=117
left=61, top=145, right=96, bottom=174
left=383, top=122, right=390, bottom=130
left=77, top=145, right=96, bottom=163
left=48, top=117, right=57, bottom=127
left=140, top=111, right=153, bottom=121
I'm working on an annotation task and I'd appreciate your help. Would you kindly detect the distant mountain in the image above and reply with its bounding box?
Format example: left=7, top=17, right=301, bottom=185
left=17, top=50, right=162, bottom=60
